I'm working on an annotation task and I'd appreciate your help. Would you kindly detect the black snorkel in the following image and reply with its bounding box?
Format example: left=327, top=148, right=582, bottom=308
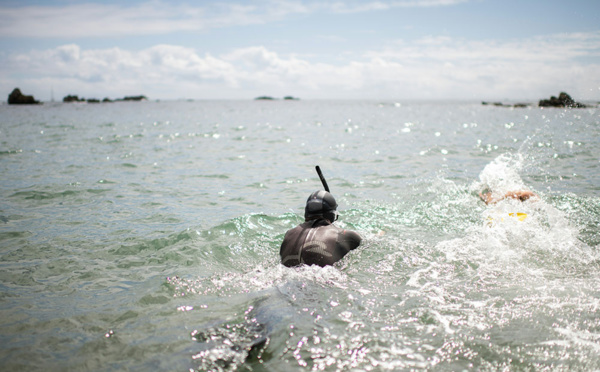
left=315, top=165, right=330, bottom=192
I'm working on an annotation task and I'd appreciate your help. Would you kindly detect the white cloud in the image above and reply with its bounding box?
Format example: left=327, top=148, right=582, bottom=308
left=2, top=31, right=599, bottom=101
left=0, top=2, right=258, bottom=38
left=0, top=0, right=469, bottom=38
left=368, top=32, right=600, bottom=64
left=324, top=0, right=469, bottom=13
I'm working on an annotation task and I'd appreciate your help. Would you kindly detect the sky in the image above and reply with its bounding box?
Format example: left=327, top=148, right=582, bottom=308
left=1, top=0, right=599, bottom=101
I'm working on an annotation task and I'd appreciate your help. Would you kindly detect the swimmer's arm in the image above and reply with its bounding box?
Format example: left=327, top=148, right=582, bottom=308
left=480, top=190, right=538, bottom=204
left=338, top=230, right=362, bottom=251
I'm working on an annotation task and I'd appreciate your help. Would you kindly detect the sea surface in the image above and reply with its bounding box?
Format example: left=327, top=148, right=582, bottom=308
left=0, top=100, right=599, bottom=371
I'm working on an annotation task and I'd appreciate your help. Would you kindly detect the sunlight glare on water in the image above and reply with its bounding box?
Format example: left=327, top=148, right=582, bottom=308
left=0, top=101, right=598, bottom=371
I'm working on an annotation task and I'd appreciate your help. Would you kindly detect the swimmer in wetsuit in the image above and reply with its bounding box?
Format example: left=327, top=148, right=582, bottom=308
left=280, top=190, right=362, bottom=267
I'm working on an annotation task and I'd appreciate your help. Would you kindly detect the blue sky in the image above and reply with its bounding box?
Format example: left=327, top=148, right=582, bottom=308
left=1, top=0, right=599, bottom=101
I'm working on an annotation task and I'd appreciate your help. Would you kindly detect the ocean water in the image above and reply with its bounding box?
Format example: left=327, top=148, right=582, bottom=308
left=0, top=100, right=599, bottom=371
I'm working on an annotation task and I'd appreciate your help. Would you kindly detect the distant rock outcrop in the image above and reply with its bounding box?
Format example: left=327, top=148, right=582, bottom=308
left=539, top=92, right=586, bottom=108
left=482, top=101, right=507, bottom=107
left=255, top=96, right=300, bottom=100
left=481, top=101, right=530, bottom=108
left=481, top=92, right=589, bottom=108
left=117, top=95, right=147, bottom=102
left=63, top=94, right=147, bottom=102
left=63, top=95, right=84, bottom=102
left=8, top=88, right=39, bottom=104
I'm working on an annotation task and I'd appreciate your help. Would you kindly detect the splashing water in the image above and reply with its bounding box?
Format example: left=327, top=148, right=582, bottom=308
left=165, top=152, right=599, bottom=372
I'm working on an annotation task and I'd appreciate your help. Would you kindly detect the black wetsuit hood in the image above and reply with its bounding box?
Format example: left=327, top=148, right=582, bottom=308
left=305, top=190, right=338, bottom=222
